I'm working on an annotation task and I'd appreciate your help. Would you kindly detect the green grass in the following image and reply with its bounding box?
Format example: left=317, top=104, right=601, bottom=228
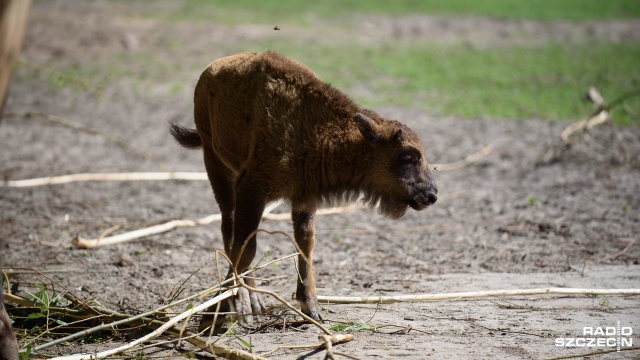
left=230, top=41, right=640, bottom=122
left=171, top=0, right=640, bottom=22
left=138, top=0, right=640, bottom=122
left=46, top=38, right=639, bottom=123
left=366, top=43, right=640, bottom=121
left=29, top=0, right=640, bottom=122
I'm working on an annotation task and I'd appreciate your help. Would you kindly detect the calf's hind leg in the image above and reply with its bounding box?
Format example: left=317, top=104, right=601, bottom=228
left=203, top=147, right=235, bottom=248
left=225, top=173, right=270, bottom=323
left=198, top=147, right=237, bottom=333
left=198, top=149, right=268, bottom=331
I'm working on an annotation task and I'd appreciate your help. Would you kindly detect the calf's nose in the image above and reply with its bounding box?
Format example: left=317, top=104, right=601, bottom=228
left=426, top=191, right=438, bottom=205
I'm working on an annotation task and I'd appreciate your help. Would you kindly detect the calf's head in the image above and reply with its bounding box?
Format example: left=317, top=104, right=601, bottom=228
left=354, top=112, right=438, bottom=219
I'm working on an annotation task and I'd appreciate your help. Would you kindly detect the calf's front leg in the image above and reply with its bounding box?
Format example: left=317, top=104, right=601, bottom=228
left=291, top=207, right=322, bottom=320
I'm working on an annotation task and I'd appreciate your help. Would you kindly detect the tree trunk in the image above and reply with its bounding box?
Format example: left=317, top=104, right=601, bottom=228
left=0, top=0, right=31, bottom=115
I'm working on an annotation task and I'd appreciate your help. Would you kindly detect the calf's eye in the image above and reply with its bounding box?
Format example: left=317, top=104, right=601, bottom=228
left=400, top=153, right=415, bottom=164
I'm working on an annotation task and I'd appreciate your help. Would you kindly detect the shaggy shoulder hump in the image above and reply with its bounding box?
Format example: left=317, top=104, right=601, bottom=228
left=261, top=51, right=359, bottom=114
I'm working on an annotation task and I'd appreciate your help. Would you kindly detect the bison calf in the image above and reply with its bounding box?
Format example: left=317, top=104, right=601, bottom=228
left=171, top=51, right=437, bottom=329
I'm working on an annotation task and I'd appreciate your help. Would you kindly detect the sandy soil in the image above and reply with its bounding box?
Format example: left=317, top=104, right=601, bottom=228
left=1, top=2, right=639, bottom=359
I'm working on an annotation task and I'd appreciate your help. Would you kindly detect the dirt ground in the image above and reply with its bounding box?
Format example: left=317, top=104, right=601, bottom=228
left=1, top=2, right=640, bottom=359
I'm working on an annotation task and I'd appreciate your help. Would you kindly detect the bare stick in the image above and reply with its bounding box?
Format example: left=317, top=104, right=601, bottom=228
left=73, top=188, right=468, bottom=249
left=72, top=201, right=283, bottom=249
left=73, top=217, right=218, bottom=249
left=317, top=288, right=640, bottom=304
left=3, top=172, right=208, bottom=188
left=263, top=203, right=364, bottom=221
left=319, top=334, right=355, bottom=360
left=600, top=239, right=636, bottom=262
left=432, top=144, right=493, bottom=172
left=560, top=109, right=610, bottom=143
left=2, top=112, right=169, bottom=171
left=537, top=87, right=640, bottom=166
left=13, top=254, right=299, bottom=353
left=48, top=290, right=239, bottom=360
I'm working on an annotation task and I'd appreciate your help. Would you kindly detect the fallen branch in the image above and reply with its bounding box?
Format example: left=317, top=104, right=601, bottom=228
left=8, top=255, right=298, bottom=354
left=72, top=201, right=362, bottom=249
left=317, top=288, right=640, bottom=304
left=600, top=239, right=636, bottom=262
left=72, top=201, right=283, bottom=249
left=47, top=290, right=240, bottom=360
left=262, top=203, right=364, bottom=221
left=537, top=87, right=640, bottom=166
left=432, top=144, right=493, bottom=172
left=318, top=334, right=355, bottom=360
left=3, top=172, right=208, bottom=188
left=74, top=189, right=468, bottom=248
left=560, top=109, right=610, bottom=143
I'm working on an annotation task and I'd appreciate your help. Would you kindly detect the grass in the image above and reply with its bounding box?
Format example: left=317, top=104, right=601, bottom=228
left=130, top=1, right=640, bottom=122
left=228, top=40, right=640, bottom=122
left=27, top=0, right=640, bottom=123
left=169, top=0, right=640, bottom=22
left=365, top=43, right=640, bottom=121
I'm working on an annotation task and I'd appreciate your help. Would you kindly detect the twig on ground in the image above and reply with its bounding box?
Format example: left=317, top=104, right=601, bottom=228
left=262, top=204, right=364, bottom=221
left=12, top=255, right=298, bottom=354
left=537, top=87, right=640, bottom=166
left=600, top=239, right=636, bottom=262
left=318, top=334, right=356, bottom=360
left=1, top=112, right=169, bottom=171
left=3, top=267, right=91, bottom=309
left=317, top=288, right=640, bottom=304
left=72, top=200, right=363, bottom=249
left=73, top=216, right=218, bottom=249
left=73, top=189, right=470, bottom=249
left=559, top=110, right=610, bottom=143
left=47, top=290, right=237, bottom=360
left=432, top=144, right=493, bottom=172
left=72, top=201, right=283, bottom=249
left=3, top=172, right=208, bottom=188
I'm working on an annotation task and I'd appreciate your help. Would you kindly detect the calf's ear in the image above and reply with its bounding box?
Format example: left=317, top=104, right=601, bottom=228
left=354, top=112, right=379, bottom=143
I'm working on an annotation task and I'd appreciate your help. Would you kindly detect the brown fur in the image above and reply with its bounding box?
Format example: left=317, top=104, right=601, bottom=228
left=171, top=51, right=437, bottom=323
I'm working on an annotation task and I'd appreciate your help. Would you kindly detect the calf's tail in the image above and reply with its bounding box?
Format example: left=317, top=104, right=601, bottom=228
left=170, top=123, right=202, bottom=149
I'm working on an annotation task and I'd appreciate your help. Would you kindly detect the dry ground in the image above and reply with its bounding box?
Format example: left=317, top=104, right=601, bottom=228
left=1, top=2, right=639, bottom=359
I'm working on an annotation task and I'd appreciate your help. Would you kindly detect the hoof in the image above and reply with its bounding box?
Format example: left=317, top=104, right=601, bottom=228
left=198, top=287, right=267, bottom=334
left=299, top=296, right=323, bottom=322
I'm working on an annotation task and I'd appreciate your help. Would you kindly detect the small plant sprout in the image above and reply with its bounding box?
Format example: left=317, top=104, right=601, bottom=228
left=621, top=204, right=629, bottom=214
